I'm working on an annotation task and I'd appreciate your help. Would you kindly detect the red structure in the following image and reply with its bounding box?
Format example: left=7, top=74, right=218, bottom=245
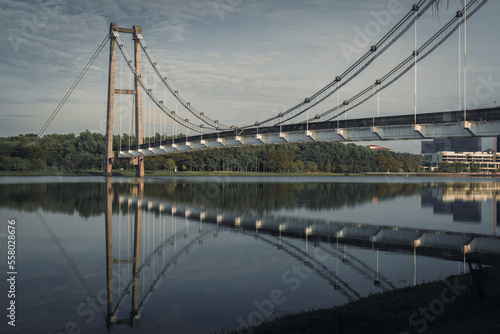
left=366, top=145, right=393, bottom=152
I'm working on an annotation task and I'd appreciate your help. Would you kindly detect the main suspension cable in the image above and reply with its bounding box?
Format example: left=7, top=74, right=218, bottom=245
left=139, top=37, right=233, bottom=130
left=116, top=34, right=207, bottom=133
left=240, top=0, right=435, bottom=128
left=305, top=0, right=486, bottom=123
left=33, top=34, right=110, bottom=143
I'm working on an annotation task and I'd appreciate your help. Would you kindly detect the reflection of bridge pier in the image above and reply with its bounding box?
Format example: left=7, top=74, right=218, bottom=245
left=105, top=180, right=115, bottom=328
left=130, top=181, right=144, bottom=198
left=104, top=180, right=223, bottom=330
left=130, top=201, right=142, bottom=327
left=105, top=179, right=143, bottom=329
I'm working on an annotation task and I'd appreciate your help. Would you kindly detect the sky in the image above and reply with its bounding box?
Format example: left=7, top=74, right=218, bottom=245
left=1, top=0, right=499, bottom=153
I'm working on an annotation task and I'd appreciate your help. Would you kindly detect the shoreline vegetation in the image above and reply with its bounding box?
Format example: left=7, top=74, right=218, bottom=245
left=2, top=132, right=423, bottom=175
left=225, top=265, right=500, bottom=334
left=2, top=131, right=496, bottom=175
left=1, top=170, right=500, bottom=178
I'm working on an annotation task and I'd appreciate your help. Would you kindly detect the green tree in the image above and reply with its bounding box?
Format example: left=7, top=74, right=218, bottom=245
left=238, top=154, right=253, bottom=172
left=165, top=158, right=176, bottom=172
left=469, top=162, right=480, bottom=173
left=0, top=156, right=11, bottom=171
left=30, top=158, right=45, bottom=171
left=275, top=146, right=296, bottom=172
left=438, top=162, right=452, bottom=172
left=10, top=157, right=30, bottom=172
left=294, top=160, right=305, bottom=173
left=452, top=162, right=467, bottom=173
left=305, top=161, right=317, bottom=172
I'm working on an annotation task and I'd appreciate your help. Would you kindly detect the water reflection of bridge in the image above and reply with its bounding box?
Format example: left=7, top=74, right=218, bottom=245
left=104, top=180, right=500, bottom=330
left=105, top=181, right=221, bottom=328
left=118, top=196, right=500, bottom=262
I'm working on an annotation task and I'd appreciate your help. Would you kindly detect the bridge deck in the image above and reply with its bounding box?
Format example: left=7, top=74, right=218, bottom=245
left=117, top=108, right=500, bottom=158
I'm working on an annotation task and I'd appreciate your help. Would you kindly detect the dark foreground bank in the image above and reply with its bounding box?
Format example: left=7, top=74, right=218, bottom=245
left=226, top=265, right=500, bottom=334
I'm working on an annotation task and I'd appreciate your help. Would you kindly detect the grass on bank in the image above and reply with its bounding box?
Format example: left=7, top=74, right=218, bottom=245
left=0, top=169, right=363, bottom=177
left=224, top=265, right=500, bottom=334
left=1, top=169, right=498, bottom=178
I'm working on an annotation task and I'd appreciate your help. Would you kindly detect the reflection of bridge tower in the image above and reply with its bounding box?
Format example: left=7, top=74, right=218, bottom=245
left=105, top=180, right=116, bottom=328
left=104, top=180, right=218, bottom=329
left=130, top=199, right=142, bottom=326
left=105, top=179, right=142, bottom=329
left=105, top=23, right=144, bottom=177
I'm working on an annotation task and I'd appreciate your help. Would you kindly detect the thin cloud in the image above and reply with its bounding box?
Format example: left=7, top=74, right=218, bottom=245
left=2, top=113, right=44, bottom=119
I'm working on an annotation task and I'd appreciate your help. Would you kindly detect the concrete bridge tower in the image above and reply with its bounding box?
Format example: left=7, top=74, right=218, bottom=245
left=105, top=23, right=144, bottom=177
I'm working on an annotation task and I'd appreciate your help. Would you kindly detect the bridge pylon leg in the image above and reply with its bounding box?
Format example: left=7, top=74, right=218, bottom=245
left=105, top=23, right=117, bottom=177
left=133, top=26, right=144, bottom=177
left=136, top=157, right=144, bottom=177
left=105, top=23, right=144, bottom=177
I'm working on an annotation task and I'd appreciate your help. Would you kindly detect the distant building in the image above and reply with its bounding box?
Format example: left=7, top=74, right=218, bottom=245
left=421, top=138, right=481, bottom=154
left=366, top=145, right=393, bottom=152
left=427, top=151, right=500, bottom=170
left=494, top=136, right=500, bottom=152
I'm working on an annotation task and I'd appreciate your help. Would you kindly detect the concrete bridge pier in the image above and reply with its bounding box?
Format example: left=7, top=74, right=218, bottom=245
left=105, top=23, right=144, bottom=177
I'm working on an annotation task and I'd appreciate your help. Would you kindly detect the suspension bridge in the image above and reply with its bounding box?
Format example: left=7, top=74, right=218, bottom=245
left=33, top=0, right=500, bottom=178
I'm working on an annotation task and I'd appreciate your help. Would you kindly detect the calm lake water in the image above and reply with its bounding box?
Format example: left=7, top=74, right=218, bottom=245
left=1, top=175, right=500, bottom=334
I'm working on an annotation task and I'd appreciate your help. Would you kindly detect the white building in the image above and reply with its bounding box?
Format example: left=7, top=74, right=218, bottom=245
left=427, top=151, right=500, bottom=170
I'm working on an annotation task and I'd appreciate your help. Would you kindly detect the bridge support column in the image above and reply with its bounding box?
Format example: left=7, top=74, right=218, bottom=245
left=414, top=124, right=425, bottom=138
left=464, top=121, right=475, bottom=136
left=105, top=23, right=144, bottom=177
left=336, top=128, right=347, bottom=140
left=133, top=26, right=144, bottom=177
left=105, top=23, right=117, bottom=177
left=371, top=126, right=383, bottom=139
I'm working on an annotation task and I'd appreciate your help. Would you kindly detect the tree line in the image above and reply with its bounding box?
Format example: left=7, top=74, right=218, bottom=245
left=0, top=181, right=424, bottom=218
left=0, top=181, right=478, bottom=218
left=0, top=131, right=423, bottom=173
